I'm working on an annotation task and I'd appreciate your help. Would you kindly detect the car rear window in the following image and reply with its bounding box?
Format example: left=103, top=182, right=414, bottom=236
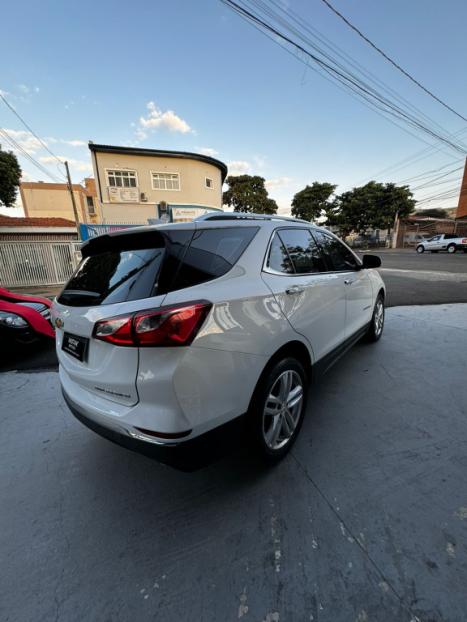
left=57, top=230, right=192, bottom=306
left=58, top=226, right=258, bottom=306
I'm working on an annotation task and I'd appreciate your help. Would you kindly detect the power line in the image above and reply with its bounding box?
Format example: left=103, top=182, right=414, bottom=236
left=0, top=92, right=67, bottom=173
left=265, top=0, right=451, bottom=136
left=318, top=0, right=467, bottom=124
left=220, top=0, right=467, bottom=154
left=0, top=127, right=64, bottom=183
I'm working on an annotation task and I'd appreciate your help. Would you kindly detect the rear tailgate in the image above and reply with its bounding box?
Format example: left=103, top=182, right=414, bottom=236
left=53, top=300, right=145, bottom=406
left=52, top=227, right=193, bottom=406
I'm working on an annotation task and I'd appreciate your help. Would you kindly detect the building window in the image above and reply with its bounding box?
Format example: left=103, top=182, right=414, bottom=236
left=152, top=172, right=180, bottom=191
left=205, top=177, right=213, bottom=189
left=86, top=196, right=96, bottom=215
left=107, top=170, right=137, bottom=188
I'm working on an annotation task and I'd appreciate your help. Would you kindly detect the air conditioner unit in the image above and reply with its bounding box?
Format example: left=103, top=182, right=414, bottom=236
left=140, top=192, right=148, bottom=202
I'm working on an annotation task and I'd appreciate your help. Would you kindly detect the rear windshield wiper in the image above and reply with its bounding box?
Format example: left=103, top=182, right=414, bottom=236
left=60, top=289, right=100, bottom=298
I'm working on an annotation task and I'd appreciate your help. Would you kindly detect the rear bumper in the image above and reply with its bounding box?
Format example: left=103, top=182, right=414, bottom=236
left=62, top=388, right=246, bottom=470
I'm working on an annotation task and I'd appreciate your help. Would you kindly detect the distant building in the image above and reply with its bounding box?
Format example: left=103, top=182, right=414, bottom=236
left=20, top=178, right=101, bottom=224
left=456, top=158, right=467, bottom=219
left=0, top=215, right=77, bottom=241
left=89, top=143, right=227, bottom=224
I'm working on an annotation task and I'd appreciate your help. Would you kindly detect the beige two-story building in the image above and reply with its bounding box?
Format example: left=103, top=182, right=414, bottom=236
left=20, top=178, right=101, bottom=223
left=89, top=143, right=227, bottom=223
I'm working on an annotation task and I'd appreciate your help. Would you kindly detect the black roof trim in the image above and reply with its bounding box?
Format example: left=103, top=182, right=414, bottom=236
left=88, top=143, right=228, bottom=181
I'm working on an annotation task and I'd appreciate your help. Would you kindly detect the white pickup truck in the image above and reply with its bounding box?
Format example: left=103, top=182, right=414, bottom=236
left=416, top=233, right=467, bottom=254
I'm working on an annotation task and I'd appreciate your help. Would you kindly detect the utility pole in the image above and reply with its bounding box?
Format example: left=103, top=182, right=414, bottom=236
left=65, top=160, right=81, bottom=240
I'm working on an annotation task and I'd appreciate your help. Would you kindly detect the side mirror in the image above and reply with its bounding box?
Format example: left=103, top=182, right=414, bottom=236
left=362, top=254, right=381, bottom=269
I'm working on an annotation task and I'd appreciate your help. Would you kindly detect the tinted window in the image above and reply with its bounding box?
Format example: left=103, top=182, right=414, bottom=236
left=278, top=229, right=326, bottom=273
left=444, top=234, right=457, bottom=239
left=267, top=234, right=294, bottom=274
left=172, top=226, right=259, bottom=290
left=58, top=230, right=192, bottom=306
left=313, top=231, right=360, bottom=271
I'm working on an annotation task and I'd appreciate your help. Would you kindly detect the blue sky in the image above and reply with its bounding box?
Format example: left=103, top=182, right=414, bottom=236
left=1, top=0, right=467, bottom=216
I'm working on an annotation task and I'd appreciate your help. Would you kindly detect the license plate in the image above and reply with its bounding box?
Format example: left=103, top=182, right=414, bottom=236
left=62, top=332, right=89, bottom=362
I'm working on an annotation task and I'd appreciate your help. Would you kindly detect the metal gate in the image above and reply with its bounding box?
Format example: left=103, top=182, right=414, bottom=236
left=0, top=241, right=82, bottom=288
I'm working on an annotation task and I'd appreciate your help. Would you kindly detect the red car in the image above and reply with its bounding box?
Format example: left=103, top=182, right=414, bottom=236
left=0, top=287, right=55, bottom=344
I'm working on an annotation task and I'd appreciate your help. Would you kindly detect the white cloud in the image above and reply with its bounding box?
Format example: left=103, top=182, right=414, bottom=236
left=39, top=155, right=92, bottom=173
left=265, top=177, right=293, bottom=190
left=1, top=128, right=43, bottom=154
left=45, top=136, right=87, bottom=148
left=227, top=160, right=251, bottom=176
left=1, top=129, right=86, bottom=155
left=62, top=139, right=86, bottom=147
left=199, top=147, right=218, bottom=157
left=138, top=101, right=193, bottom=136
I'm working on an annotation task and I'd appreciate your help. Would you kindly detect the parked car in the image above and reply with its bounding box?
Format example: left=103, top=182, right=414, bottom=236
left=0, top=287, right=54, bottom=344
left=52, top=213, right=385, bottom=465
left=416, top=233, right=467, bottom=254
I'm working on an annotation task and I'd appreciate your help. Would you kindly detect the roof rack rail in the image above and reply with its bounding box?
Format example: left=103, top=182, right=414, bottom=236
left=195, top=212, right=311, bottom=225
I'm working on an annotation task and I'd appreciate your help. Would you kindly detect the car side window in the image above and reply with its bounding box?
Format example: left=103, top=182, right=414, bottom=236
left=267, top=229, right=327, bottom=274
left=172, top=226, right=259, bottom=290
left=267, top=233, right=295, bottom=274
left=312, top=231, right=360, bottom=272
left=278, top=229, right=326, bottom=274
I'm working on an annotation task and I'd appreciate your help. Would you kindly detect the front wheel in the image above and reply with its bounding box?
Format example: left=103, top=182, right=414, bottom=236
left=249, top=357, right=308, bottom=461
left=447, top=244, right=457, bottom=254
left=416, top=245, right=425, bottom=253
left=365, top=295, right=385, bottom=342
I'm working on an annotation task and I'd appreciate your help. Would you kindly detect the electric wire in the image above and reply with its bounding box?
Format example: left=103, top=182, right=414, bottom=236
left=220, top=0, right=467, bottom=154
left=318, top=0, right=467, bottom=124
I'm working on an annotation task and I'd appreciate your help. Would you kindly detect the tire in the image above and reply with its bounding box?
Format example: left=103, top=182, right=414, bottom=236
left=416, top=245, right=425, bottom=253
left=447, top=244, right=457, bottom=254
left=249, top=357, right=308, bottom=462
left=365, top=294, right=385, bottom=343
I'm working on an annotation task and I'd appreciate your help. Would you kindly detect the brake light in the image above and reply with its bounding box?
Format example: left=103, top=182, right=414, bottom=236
left=93, top=301, right=212, bottom=347
left=94, top=315, right=133, bottom=346
left=462, top=239, right=467, bottom=244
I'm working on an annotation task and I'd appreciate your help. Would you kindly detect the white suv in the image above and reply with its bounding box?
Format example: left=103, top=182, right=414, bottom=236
left=52, top=214, right=385, bottom=464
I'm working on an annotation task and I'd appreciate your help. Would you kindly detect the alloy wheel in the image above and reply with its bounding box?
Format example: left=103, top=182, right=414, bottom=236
left=374, top=299, right=384, bottom=336
left=262, top=370, right=304, bottom=451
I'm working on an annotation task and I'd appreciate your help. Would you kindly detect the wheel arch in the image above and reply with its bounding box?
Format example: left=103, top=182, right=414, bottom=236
left=254, top=339, right=313, bottom=394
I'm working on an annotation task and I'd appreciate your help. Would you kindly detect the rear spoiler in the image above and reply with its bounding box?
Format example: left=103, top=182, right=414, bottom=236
left=81, top=229, right=167, bottom=258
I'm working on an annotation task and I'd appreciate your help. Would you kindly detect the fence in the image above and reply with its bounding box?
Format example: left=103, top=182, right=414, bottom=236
left=0, top=241, right=82, bottom=288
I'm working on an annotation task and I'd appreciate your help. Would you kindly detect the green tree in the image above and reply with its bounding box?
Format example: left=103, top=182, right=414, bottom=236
left=0, top=147, right=22, bottom=207
left=332, top=181, right=415, bottom=236
left=414, top=208, right=448, bottom=219
left=223, top=175, right=278, bottom=214
left=291, top=182, right=336, bottom=222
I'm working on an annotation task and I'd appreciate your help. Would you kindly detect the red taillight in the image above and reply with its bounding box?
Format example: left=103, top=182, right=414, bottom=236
left=93, top=301, right=212, bottom=347
left=93, top=315, right=133, bottom=346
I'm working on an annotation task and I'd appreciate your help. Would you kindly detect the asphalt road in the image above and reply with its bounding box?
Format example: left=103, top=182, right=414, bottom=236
left=361, top=249, right=467, bottom=307
left=2, top=305, right=467, bottom=621
left=1, top=250, right=466, bottom=373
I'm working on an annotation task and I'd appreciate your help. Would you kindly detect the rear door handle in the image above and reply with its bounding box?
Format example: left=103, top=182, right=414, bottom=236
left=285, top=284, right=305, bottom=295
left=344, top=279, right=354, bottom=285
